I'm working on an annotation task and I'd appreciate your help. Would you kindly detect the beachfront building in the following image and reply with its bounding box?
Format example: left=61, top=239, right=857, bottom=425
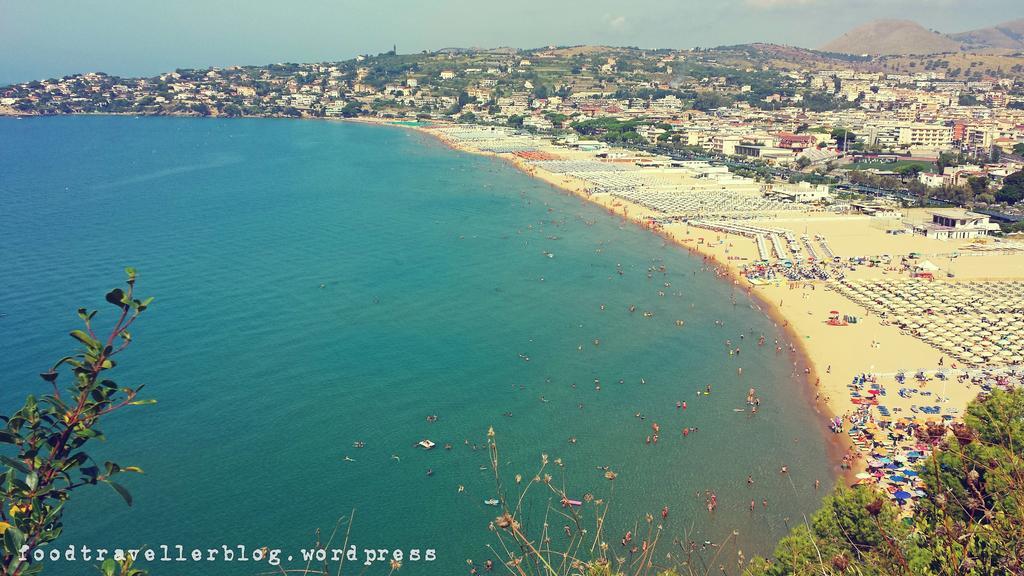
left=913, top=208, right=999, bottom=240
left=766, top=181, right=832, bottom=203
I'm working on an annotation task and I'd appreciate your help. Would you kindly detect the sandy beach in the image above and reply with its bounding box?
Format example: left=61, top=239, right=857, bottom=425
left=396, top=121, right=1024, bottom=491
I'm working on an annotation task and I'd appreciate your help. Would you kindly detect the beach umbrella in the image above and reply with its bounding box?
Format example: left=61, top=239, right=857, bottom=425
left=855, top=472, right=872, bottom=480
left=894, top=490, right=912, bottom=500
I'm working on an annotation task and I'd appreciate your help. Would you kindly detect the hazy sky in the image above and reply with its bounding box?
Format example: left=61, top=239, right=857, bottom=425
left=1, top=0, right=1021, bottom=85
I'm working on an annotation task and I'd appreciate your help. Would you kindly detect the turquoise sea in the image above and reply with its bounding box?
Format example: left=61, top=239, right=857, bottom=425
left=0, top=117, right=835, bottom=575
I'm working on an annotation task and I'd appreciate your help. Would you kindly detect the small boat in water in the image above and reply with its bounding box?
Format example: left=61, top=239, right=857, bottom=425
left=484, top=498, right=499, bottom=506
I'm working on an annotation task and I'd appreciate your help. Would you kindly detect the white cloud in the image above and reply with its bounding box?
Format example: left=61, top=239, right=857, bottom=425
left=603, top=14, right=628, bottom=30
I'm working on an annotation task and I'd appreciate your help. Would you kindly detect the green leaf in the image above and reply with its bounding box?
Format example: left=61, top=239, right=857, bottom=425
left=105, top=288, right=127, bottom=308
left=122, top=466, right=145, bottom=474
left=0, top=455, right=29, bottom=474
left=128, top=399, right=157, bottom=406
left=43, top=501, right=65, bottom=524
left=100, top=558, right=118, bottom=576
left=74, top=427, right=102, bottom=440
left=3, top=524, right=25, bottom=556
left=79, top=466, right=100, bottom=482
left=69, top=329, right=100, bottom=349
left=60, top=452, right=88, bottom=471
left=124, top=267, right=137, bottom=279
left=139, top=296, right=154, bottom=310
left=105, top=480, right=133, bottom=506
left=25, top=471, right=38, bottom=491
left=19, top=561, right=43, bottom=576
left=0, top=431, right=21, bottom=445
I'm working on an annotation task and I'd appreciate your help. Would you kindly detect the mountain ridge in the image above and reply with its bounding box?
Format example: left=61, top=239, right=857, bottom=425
left=820, top=17, right=1024, bottom=56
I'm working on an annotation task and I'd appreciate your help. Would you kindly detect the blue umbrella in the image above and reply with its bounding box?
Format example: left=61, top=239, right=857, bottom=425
left=890, top=475, right=908, bottom=483
left=902, top=470, right=918, bottom=477
left=885, top=463, right=900, bottom=469
left=894, top=490, right=912, bottom=500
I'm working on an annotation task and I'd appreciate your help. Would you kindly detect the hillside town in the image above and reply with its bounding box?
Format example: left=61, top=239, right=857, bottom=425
left=4, top=44, right=1024, bottom=227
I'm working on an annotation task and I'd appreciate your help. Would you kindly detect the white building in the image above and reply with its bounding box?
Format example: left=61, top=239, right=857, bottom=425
left=918, top=172, right=945, bottom=188
left=767, top=181, right=832, bottom=203
left=897, top=123, right=953, bottom=150
left=914, top=209, right=999, bottom=240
